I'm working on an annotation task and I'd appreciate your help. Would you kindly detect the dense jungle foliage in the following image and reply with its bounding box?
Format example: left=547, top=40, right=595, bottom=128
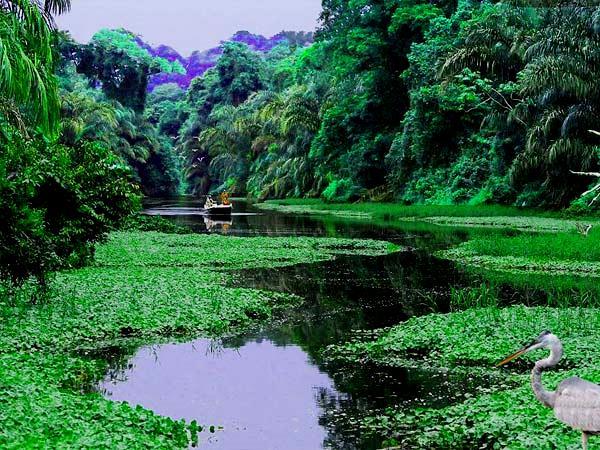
left=0, top=0, right=137, bottom=288
left=174, top=0, right=600, bottom=209
left=2, top=2, right=600, bottom=449
left=0, top=3, right=185, bottom=286
left=2, top=0, right=600, bottom=285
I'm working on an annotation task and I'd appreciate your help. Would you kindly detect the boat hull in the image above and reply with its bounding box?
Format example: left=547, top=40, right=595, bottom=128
left=206, top=205, right=233, bottom=216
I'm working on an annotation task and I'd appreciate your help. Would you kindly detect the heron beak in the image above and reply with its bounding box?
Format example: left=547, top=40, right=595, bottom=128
left=496, top=347, right=528, bottom=367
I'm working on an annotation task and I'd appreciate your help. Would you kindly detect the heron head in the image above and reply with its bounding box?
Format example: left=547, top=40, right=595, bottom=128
left=496, top=330, right=557, bottom=367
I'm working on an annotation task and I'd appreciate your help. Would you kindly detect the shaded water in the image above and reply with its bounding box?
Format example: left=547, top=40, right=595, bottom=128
left=141, top=197, right=469, bottom=250
left=97, top=198, right=530, bottom=449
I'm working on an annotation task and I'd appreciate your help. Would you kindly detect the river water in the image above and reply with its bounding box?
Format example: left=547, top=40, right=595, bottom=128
left=96, top=198, right=512, bottom=449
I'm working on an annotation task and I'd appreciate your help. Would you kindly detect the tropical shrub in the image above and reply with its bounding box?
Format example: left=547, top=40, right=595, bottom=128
left=322, top=178, right=362, bottom=203
left=57, top=62, right=182, bottom=196
left=0, top=128, right=139, bottom=287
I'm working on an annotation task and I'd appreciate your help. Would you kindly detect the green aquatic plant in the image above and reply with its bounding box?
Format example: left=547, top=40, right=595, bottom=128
left=461, top=228, right=600, bottom=261
left=0, top=352, right=196, bottom=449
left=457, top=269, right=600, bottom=308
left=422, top=216, right=600, bottom=232
left=120, top=214, right=191, bottom=234
left=450, top=283, right=499, bottom=311
left=440, top=227, right=600, bottom=277
left=258, top=200, right=553, bottom=219
left=0, top=231, right=396, bottom=448
left=257, top=200, right=599, bottom=230
left=327, top=305, right=600, bottom=448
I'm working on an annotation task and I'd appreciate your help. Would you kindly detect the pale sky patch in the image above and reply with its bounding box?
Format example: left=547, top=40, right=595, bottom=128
left=56, top=0, right=323, bottom=56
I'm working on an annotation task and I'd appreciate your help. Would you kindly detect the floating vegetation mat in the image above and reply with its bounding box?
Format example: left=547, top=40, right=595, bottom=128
left=0, top=231, right=397, bottom=449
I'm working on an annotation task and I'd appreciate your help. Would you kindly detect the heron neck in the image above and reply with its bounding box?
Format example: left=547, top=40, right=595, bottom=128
left=531, top=341, right=562, bottom=409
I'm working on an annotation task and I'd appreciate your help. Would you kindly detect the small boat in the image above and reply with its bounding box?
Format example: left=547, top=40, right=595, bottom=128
left=204, top=193, right=233, bottom=217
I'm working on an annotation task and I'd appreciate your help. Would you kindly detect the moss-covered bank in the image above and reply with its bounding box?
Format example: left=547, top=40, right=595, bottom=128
left=439, top=227, right=600, bottom=277
left=0, top=231, right=396, bottom=448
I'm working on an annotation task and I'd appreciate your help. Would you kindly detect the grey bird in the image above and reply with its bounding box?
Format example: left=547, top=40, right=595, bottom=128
left=497, top=331, right=600, bottom=449
left=576, top=223, right=594, bottom=236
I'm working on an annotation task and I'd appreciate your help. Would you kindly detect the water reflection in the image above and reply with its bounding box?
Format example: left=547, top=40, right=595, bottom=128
left=96, top=198, right=526, bottom=449
left=141, top=197, right=471, bottom=252
left=99, top=338, right=337, bottom=450
left=97, top=243, right=482, bottom=449
left=232, top=250, right=463, bottom=326
left=203, top=217, right=233, bottom=233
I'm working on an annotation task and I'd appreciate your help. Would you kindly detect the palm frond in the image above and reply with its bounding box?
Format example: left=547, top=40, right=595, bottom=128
left=0, top=0, right=62, bottom=133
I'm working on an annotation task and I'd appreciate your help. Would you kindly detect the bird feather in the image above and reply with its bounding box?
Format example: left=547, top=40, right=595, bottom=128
left=555, top=377, right=600, bottom=432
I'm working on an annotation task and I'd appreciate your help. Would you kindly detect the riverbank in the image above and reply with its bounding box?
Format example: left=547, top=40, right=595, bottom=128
left=256, top=199, right=600, bottom=448
left=438, top=227, right=600, bottom=278
left=258, top=199, right=600, bottom=277
left=0, top=231, right=397, bottom=448
left=256, top=199, right=599, bottom=232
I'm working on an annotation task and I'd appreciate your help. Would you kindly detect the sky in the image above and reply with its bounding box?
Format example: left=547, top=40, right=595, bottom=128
left=56, top=0, right=323, bottom=56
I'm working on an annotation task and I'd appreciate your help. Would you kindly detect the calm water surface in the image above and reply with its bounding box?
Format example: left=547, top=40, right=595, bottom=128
left=101, top=338, right=336, bottom=450
left=97, top=198, right=505, bottom=449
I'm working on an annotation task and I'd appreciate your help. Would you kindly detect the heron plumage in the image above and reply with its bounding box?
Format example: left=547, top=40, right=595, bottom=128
left=498, top=331, right=600, bottom=449
left=554, top=377, right=600, bottom=433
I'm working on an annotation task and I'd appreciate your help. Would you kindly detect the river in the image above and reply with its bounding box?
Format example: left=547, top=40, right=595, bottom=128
left=96, top=198, right=522, bottom=449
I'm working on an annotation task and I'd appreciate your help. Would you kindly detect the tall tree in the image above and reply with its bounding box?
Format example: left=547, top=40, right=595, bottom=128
left=73, top=29, right=184, bottom=111
left=509, top=6, right=600, bottom=204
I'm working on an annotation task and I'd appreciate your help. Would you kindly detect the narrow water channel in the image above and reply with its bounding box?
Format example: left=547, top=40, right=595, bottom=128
left=96, top=198, right=500, bottom=449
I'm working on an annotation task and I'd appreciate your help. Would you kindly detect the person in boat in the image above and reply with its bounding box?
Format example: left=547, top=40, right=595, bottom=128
left=220, top=192, right=231, bottom=205
left=204, top=196, right=216, bottom=209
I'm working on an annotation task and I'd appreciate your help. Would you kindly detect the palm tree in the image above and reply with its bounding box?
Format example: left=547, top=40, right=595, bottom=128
left=508, top=6, right=600, bottom=204
left=442, top=4, right=600, bottom=205
left=440, top=3, right=526, bottom=83
left=0, top=0, right=71, bottom=133
left=0, top=0, right=70, bottom=19
left=59, top=92, right=118, bottom=144
left=246, top=85, right=322, bottom=199
left=60, top=90, right=164, bottom=170
left=188, top=104, right=256, bottom=194
left=182, top=82, right=324, bottom=197
left=39, top=0, right=70, bottom=15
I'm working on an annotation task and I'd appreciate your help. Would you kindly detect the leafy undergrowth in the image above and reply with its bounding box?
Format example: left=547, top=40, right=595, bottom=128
left=440, top=228, right=600, bottom=277
left=0, top=231, right=395, bottom=448
left=326, top=305, right=600, bottom=449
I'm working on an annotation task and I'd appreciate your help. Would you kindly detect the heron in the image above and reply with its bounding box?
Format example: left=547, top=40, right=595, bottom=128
left=497, top=331, right=600, bottom=449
